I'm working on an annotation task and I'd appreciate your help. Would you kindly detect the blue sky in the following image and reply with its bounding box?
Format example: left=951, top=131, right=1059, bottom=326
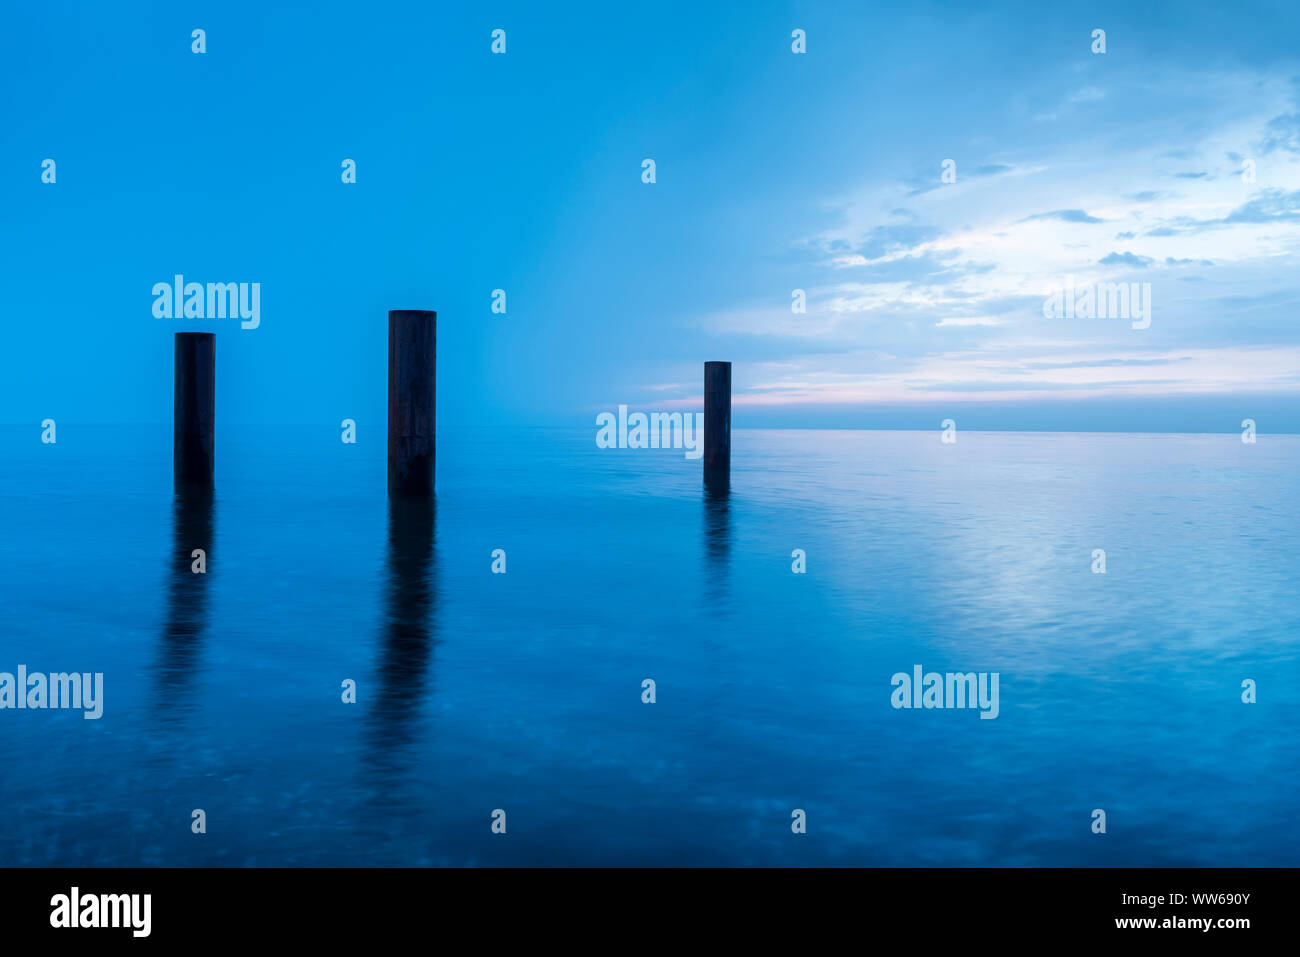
left=4, top=1, right=1300, bottom=431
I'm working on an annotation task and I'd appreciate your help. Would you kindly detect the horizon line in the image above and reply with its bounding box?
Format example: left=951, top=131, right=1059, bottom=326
left=2, top=422, right=1295, bottom=437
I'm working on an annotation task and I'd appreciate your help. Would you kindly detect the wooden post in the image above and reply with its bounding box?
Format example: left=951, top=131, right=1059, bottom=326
left=704, top=360, right=731, bottom=490
left=174, top=332, right=215, bottom=486
left=388, top=309, right=437, bottom=497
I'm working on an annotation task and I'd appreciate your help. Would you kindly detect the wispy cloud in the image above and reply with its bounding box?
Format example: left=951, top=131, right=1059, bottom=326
left=1022, top=209, right=1106, bottom=224
left=1098, top=251, right=1154, bottom=267
left=690, top=63, right=1300, bottom=407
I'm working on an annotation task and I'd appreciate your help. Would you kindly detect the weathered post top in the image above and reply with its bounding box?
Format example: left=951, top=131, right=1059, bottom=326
left=174, top=332, right=215, bottom=486
left=388, top=309, right=437, bottom=497
left=704, top=360, right=731, bottom=490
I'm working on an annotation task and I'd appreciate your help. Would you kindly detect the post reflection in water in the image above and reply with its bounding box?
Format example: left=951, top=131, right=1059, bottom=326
left=702, top=486, right=732, bottom=607
left=157, top=484, right=215, bottom=707
left=366, top=496, right=439, bottom=767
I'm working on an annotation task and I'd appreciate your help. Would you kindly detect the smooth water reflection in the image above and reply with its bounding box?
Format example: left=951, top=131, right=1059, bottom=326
left=0, top=426, right=1296, bottom=866
left=366, top=497, right=438, bottom=772
left=156, top=484, right=215, bottom=710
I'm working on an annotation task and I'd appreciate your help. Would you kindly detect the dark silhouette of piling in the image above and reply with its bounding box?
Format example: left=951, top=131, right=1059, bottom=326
left=388, top=310, right=436, bottom=496
left=704, top=360, right=731, bottom=489
left=174, top=332, right=215, bottom=486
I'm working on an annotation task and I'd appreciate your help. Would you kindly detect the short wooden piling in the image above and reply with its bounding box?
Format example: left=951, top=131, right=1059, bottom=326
left=704, top=360, right=731, bottom=489
left=388, top=309, right=437, bottom=496
left=174, top=332, right=215, bottom=486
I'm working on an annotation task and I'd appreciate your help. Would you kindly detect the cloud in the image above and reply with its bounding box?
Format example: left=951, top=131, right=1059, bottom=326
left=1022, top=357, right=1193, bottom=370
left=1067, top=87, right=1107, bottom=104
left=1130, top=189, right=1300, bottom=236
left=936, top=316, right=1007, bottom=327
left=1021, top=209, right=1106, bottom=224
left=903, top=161, right=1015, bottom=195
left=1221, top=188, right=1300, bottom=224
left=689, top=62, right=1300, bottom=408
left=1098, top=251, right=1155, bottom=267
left=840, top=223, right=946, bottom=260
left=721, top=347, right=1300, bottom=407
left=1260, top=112, right=1300, bottom=154
left=907, top=378, right=1182, bottom=393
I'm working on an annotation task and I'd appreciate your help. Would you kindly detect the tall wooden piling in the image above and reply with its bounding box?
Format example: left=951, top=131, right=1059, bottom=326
left=704, top=360, right=731, bottom=489
left=174, top=332, right=215, bottom=486
left=388, top=309, right=437, bottom=497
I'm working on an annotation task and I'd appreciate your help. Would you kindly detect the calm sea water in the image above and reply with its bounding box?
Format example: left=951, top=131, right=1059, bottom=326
left=1, top=425, right=1296, bottom=866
